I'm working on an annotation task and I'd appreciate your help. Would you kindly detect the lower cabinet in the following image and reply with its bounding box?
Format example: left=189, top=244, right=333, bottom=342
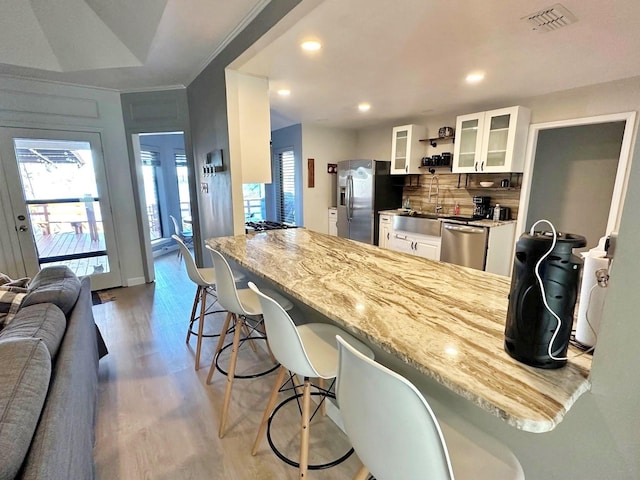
left=379, top=214, right=392, bottom=248
left=328, top=208, right=337, bottom=236
left=389, top=231, right=440, bottom=261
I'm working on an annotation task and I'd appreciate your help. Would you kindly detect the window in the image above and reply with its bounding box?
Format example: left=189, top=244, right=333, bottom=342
left=275, top=149, right=296, bottom=224
left=174, top=151, right=190, bottom=223
left=140, top=150, right=162, bottom=241
left=243, top=183, right=265, bottom=222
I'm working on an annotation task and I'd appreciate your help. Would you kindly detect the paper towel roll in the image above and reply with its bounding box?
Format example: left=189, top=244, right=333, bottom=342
left=575, top=253, right=609, bottom=347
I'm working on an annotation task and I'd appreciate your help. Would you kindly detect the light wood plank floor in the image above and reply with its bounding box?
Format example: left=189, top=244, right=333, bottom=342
left=93, top=253, right=363, bottom=479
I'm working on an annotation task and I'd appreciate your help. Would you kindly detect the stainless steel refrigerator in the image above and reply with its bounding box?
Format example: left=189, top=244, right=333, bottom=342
left=337, top=160, right=403, bottom=245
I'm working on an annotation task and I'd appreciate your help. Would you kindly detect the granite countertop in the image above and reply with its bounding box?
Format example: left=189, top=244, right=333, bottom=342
left=208, top=229, right=592, bottom=433
left=379, top=209, right=517, bottom=228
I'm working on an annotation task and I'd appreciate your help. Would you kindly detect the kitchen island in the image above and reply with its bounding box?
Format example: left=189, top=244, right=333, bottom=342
left=207, top=228, right=592, bottom=433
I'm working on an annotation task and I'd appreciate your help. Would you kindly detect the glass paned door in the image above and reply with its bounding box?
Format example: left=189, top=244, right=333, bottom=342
left=0, top=128, right=121, bottom=290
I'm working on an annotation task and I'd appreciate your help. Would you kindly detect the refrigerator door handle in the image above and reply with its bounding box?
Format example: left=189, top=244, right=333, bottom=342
left=347, top=175, right=354, bottom=220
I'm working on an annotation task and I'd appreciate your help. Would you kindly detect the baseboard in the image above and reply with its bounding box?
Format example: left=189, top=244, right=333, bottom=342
left=152, top=243, right=178, bottom=258
left=126, top=276, right=146, bottom=286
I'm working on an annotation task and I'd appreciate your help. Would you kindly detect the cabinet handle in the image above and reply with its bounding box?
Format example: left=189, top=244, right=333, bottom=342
left=411, top=241, right=415, bottom=250
left=474, top=162, right=478, bottom=172
left=387, top=232, right=389, bottom=240
left=481, top=161, right=485, bottom=171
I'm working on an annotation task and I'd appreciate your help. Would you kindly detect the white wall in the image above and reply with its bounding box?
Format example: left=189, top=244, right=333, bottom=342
left=301, top=124, right=357, bottom=233
left=0, top=75, right=145, bottom=286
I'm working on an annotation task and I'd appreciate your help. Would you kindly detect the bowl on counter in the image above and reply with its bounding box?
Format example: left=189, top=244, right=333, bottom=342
left=479, top=181, right=495, bottom=187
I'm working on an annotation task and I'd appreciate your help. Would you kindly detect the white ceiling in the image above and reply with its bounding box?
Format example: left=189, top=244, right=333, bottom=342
left=236, top=0, right=640, bottom=129
left=0, top=0, right=269, bottom=90
left=2, top=0, right=640, bottom=131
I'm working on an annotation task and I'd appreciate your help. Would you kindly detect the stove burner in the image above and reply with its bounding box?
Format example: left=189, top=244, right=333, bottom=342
left=245, top=220, right=297, bottom=232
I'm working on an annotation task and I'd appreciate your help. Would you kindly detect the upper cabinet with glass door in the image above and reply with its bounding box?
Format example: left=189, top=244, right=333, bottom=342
left=452, top=106, right=530, bottom=173
left=391, top=124, right=425, bottom=174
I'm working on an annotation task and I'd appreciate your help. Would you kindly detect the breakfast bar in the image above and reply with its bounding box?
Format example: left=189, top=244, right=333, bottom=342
left=207, top=228, right=592, bottom=433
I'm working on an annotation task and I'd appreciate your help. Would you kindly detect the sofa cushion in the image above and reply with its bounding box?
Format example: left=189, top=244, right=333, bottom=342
left=0, top=303, right=67, bottom=359
left=22, top=266, right=81, bottom=316
left=0, top=338, right=51, bottom=480
left=0, top=287, right=28, bottom=328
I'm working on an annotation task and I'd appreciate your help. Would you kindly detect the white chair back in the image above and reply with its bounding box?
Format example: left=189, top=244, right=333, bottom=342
left=172, top=235, right=207, bottom=286
left=335, top=335, right=455, bottom=480
left=207, top=246, right=249, bottom=316
left=248, top=282, right=319, bottom=378
left=170, top=214, right=182, bottom=236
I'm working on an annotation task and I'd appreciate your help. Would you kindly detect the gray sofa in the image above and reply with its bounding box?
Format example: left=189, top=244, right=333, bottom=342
left=0, top=266, right=106, bottom=480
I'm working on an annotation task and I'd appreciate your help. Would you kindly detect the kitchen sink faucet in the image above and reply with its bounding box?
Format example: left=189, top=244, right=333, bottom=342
left=428, top=175, right=442, bottom=213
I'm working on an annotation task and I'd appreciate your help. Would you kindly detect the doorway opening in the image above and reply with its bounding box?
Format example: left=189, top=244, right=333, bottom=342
left=134, top=132, right=193, bottom=261
left=517, top=112, right=636, bottom=249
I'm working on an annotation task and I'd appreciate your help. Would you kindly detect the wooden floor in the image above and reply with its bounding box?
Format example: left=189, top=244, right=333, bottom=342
left=93, top=253, right=362, bottom=480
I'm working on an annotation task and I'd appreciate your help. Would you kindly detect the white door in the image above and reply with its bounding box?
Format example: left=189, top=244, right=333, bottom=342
left=0, top=128, right=121, bottom=290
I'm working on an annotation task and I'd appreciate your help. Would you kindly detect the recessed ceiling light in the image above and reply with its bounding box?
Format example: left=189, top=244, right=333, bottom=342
left=301, top=40, right=321, bottom=51
left=277, top=89, right=291, bottom=96
left=466, top=72, right=485, bottom=84
left=358, top=103, right=371, bottom=112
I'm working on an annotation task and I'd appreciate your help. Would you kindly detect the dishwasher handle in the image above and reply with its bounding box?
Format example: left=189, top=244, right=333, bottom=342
left=443, top=223, right=486, bottom=235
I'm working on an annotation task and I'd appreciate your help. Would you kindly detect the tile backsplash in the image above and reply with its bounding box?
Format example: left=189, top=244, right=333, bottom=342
left=402, top=172, right=522, bottom=219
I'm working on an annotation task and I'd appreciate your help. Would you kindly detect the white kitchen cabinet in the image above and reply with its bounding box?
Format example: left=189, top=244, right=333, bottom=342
left=391, top=124, right=425, bottom=174
left=389, top=230, right=441, bottom=261
left=485, top=222, right=517, bottom=276
left=453, top=106, right=530, bottom=174
left=378, top=214, right=391, bottom=248
left=328, top=208, right=337, bottom=236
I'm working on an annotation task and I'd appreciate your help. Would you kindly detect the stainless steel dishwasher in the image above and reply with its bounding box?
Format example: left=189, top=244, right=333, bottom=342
left=440, top=222, right=489, bottom=271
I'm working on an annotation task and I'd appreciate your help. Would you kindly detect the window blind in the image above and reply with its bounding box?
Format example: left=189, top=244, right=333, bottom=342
left=277, top=149, right=296, bottom=224
left=140, top=150, right=160, bottom=166
left=174, top=151, right=187, bottom=166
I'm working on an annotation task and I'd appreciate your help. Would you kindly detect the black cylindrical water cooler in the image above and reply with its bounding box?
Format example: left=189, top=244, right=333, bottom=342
left=504, top=230, right=586, bottom=369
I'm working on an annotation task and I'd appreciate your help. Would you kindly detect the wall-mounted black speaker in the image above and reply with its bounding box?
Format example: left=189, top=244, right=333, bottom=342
left=504, top=230, right=586, bottom=369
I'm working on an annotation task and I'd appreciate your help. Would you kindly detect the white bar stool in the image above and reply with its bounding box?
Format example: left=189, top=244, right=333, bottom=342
left=249, top=282, right=374, bottom=479
left=205, top=246, right=293, bottom=438
left=173, top=234, right=243, bottom=370
left=336, top=335, right=525, bottom=480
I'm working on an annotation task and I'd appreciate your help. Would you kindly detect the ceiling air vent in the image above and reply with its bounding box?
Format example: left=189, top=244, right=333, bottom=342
left=522, top=3, right=577, bottom=33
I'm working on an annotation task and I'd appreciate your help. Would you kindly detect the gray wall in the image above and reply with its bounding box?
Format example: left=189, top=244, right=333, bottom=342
left=186, top=0, right=301, bottom=267
left=527, top=122, right=624, bottom=251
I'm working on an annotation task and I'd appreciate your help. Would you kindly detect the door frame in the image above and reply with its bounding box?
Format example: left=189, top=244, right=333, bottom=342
left=0, top=127, right=123, bottom=289
left=516, top=111, right=637, bottom=238
left=128, top=131, right=195, bottom=283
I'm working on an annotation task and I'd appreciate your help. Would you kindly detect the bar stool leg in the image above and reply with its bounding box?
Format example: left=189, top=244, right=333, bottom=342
left=194, top=287, right=207, bottom=370
left=353, top=464, right=370, bottom=480
left=241, top=321, right=258, bottom=353
left=318, top=377, right=327, bottom=417
left=251, top=365, right=288, bottom=455
left=207, top=312, right=232, bottom=384
left=218, top=314, right=243, bottom=438
left=186, top=286, right=201, bottom=344
left=299, top=377, right=311, bottom=479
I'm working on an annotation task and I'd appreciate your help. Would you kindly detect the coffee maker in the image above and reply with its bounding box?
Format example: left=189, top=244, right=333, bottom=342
left=473, top=196, right=491, bottom=218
